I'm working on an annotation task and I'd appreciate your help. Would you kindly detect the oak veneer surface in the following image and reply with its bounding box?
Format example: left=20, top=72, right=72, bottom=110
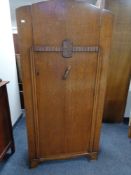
left=103, top=0, right=131, bottom=122
left=16, top=0, right=113, bottom=167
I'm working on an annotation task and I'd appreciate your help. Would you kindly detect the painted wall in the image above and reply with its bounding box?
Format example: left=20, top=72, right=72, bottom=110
left=124, top=82, right=131, bottom=118
left=0, top=0, right=21, bottom=125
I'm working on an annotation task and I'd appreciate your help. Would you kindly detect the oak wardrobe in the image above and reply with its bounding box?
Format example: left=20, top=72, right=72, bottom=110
left=16, top=0, right=113, bottom=168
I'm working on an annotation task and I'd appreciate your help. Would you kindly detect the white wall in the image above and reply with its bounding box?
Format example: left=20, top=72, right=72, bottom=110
left=0, top=0, right=21, bottom=125
left=124, top=82, right=131, bottom=118
left=10, top=0, right=48, bottom=28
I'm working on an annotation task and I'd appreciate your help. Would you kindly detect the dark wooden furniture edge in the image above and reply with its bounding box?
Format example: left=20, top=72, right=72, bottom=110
left=0, top=82, right=15, bottom=161
left=0, top=141, right=15, bottom=161
left=0, top=81, right=9, bottom=88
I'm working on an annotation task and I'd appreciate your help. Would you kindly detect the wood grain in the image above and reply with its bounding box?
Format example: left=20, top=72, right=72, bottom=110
left=0, top=82, right=15, bottom=161
left=16, top=0, right=113, bottom=168
left=103, top=0, right=131, bottom=122
left=16, top=6, right=37, bottom=163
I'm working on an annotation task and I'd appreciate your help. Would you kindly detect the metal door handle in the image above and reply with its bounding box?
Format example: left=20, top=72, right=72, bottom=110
left=63, top=66, right=71, bottom=80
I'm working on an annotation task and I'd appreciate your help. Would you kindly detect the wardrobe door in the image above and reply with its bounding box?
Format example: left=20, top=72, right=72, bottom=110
left=31, top=51, right=98, bottom=157
left=30, top=1, right=100, bottom=157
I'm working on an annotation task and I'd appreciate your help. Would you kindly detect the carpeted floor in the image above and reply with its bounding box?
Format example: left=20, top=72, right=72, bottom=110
left=0, top=116, right=131, bottom=175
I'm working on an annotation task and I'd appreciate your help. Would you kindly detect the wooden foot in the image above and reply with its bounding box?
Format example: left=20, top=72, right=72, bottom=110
left=128, top=126, right=131, bottom=138
left=88, top=152, right=98, bottom=160
left=29, top=159, right=39, bottom=168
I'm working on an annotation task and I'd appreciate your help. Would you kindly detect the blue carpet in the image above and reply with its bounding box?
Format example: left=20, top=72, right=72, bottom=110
left=0, top=117, right=131, bottom=175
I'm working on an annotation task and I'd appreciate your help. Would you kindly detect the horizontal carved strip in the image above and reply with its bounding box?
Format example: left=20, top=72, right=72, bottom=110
left=32, top=46, right=99, bottom=52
